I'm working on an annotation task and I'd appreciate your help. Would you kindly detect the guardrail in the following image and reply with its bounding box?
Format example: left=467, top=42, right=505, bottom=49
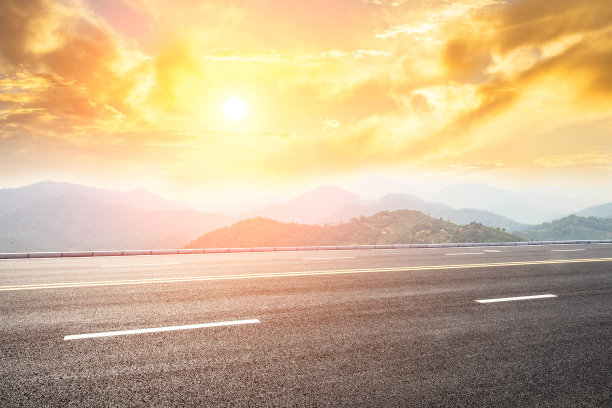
left=0, top=240, right=611, bottom=259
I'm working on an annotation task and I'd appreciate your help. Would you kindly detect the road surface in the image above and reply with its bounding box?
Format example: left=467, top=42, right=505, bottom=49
left=1, top=244, right=611, bottom=407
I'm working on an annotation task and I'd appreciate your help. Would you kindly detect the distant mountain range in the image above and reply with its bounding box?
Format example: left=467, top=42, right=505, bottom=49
left=0, top=182, right=234, bottom=252
left=185, top=210, right=521, bottom=248
left=430, top=183, right=581, bottom=224
left=0, top=181, right=189, bottom=216
left=321, top=192, right=528, bottom=231
left=242, top=185, right=363, bottom=224
left=1, top=181, right=610, bottom=252
left=574, top=202, right=612, bottom=219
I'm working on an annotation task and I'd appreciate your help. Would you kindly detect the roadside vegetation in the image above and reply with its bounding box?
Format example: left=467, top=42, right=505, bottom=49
left=185, top=210, right=521, bottom=248
left=515, top=215, right=612, bottom=241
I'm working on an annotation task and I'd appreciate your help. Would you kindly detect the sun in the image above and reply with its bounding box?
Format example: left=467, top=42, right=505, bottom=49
left=224, top=97, right=246, bottom=121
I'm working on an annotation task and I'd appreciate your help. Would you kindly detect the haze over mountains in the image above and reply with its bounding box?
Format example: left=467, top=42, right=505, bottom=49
left=242, top=186, right=363, bottom=225
left=321, top=192, right=527, bottom=232
left=0, top=181, right=611, bottom=252
left=0, top=182, right=234, bottom=251
left=429, top=183, right=576, bottom=224
left=574, top=202, right=612, bottom=219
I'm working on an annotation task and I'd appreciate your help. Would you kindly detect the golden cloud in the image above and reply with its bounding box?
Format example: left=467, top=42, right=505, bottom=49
left=0, top=0, right=611, bottom=186
left=535, top=151, right=612, bottom=168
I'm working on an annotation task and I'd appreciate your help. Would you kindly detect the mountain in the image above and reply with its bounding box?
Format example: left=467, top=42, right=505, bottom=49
left=243, top=185, right=365, bottom=224
left=515, top=215, right=612, bottom=241
left=185, top=210, right=521, bottom=248
left=321, top=193, right=528, bottom=231
left=574, top=202, right=612, bottom=218
left=430, top=183, right=573, bottom=224
left=0, top=193, right=234, bottom=252
left=0, top=181, right=189, bottom=216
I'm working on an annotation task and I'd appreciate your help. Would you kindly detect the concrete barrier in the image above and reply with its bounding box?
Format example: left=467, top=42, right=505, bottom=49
left=0, top=253, right=29, bottom=259
left=29, top=252, right=62, bottom=258
left=297, top=246, right=319, bottom=251
left=122, top=250, right=152, bottom=256
left=178, top=249, right=203, bottom=254
left=61, top=251, right=94, bottom=257
left=229, top=247, right=252, bottom=253
left=0, top=239, right=606, bottom=260
left=151, top=249, right=179, bottom=255
left=93, top=250, right=123, bottom=256
left=205, top=248, right=230, bottom=253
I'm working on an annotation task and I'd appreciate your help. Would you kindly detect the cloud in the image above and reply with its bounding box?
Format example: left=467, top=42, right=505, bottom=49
left=493, top=0, right=612, bottom=52
left=535, top=151, right=612, bottom=168
left=1, top=0, right=611, bottom=188
left=443, top=39, right=492, bottom=82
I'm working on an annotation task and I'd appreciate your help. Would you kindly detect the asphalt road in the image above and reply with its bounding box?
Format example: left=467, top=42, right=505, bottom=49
left=1, top=244, right=611, bottom=407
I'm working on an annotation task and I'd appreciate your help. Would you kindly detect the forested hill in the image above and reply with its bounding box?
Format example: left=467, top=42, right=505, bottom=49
left=185, top=210, right=521, bottom=248
left=515, top=215, right=612, bottom=241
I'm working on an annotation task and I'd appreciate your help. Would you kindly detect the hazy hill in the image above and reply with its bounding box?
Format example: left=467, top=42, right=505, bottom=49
left=243, top=185, right=365, bottom=224
left=0, top=181, right=189, bottom=216
left=431, top=183, right=570, bottom=224
left=515, top=215, right=612, bottom=241
left=185, top=210, right=521, bottom=248
left=574, top=202, right=612, bottom=218
left=0, top=193, right=234, bottom=252
left=322, top=193, right=527, bottom=231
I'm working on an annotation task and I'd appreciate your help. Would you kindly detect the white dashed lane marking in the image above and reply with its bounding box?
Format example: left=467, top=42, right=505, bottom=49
left=100, top=263, right=180, bottom=268
left=445, top=252, right=485, bottom=256
left=64, top=319, right=260, bottom=340
left=476, top=294, right=557, bottom=303
left=306, top=257, right=356, bottom=260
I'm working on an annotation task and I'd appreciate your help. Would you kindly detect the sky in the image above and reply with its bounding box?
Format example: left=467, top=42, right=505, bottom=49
left=0, top=0, right=611, bottom=206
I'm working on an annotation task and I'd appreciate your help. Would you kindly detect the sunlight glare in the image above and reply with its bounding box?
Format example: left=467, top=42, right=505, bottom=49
left=224, top=97, right=247, bottom=121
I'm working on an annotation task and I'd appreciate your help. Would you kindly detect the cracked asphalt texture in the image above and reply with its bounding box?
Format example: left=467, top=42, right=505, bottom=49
left=1, top=244, right=611, bottom=407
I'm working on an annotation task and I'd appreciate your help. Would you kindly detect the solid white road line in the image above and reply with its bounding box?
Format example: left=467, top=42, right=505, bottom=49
left=306, top=257, right=356, bottom=260
left=445, top=252, right=485, bottom=256
left=551, top=249, right=585, bottom=252
left=64, top=319, right=260, bottom=340
left=101, top=263, right=180, bottom=268
left=476, top=294, right=557, bottom=303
